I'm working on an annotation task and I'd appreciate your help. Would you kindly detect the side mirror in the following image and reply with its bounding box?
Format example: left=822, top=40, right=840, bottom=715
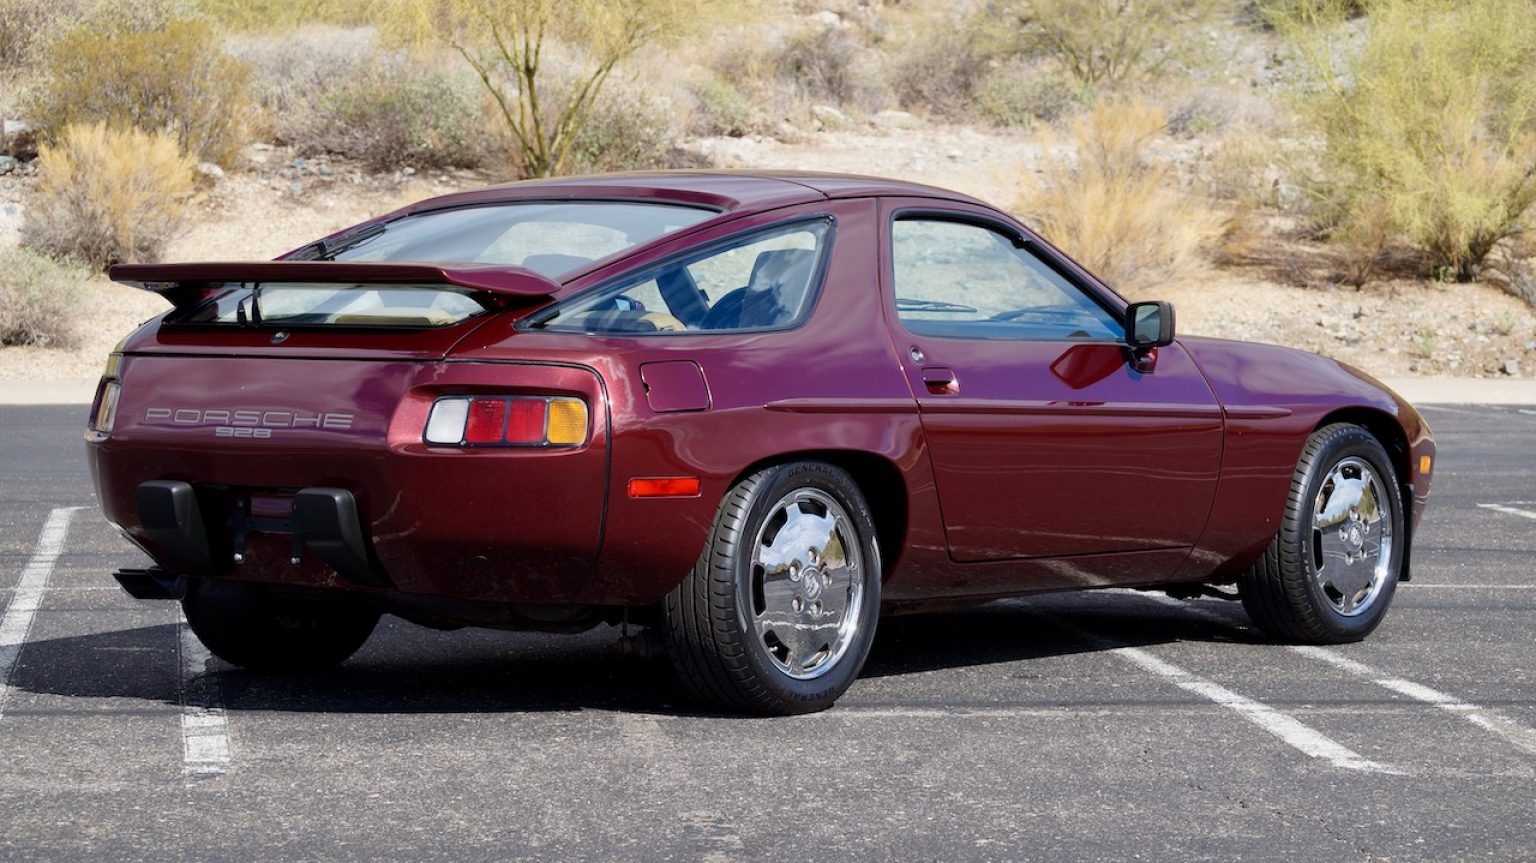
left=1125, top=301, right=1176, bottom=349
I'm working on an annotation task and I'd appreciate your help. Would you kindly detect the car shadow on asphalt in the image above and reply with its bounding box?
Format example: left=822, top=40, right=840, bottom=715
left=10, top=593, right=1262, bottom=717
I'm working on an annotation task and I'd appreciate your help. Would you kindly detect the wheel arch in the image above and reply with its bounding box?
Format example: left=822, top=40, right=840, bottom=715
left=729, top=449, right=908, bottom=580
left=1313, top=407, right=1410, bottom=484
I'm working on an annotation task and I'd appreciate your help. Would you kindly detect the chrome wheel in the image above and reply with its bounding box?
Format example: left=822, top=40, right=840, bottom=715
left=1309, top=456, right=1394, bottom=617
left=747, top=487, right=865, bottom=680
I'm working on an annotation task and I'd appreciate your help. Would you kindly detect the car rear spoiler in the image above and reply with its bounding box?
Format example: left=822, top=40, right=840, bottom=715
left=108, top=261, right=561, bottom=311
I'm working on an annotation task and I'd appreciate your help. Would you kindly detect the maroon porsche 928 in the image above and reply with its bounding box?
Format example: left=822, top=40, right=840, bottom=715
left=87, top=172, right=1434, bottom=714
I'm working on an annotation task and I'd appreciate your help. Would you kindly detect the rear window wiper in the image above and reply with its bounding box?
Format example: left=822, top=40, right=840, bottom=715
left=287, top=222, right=388, bottom=261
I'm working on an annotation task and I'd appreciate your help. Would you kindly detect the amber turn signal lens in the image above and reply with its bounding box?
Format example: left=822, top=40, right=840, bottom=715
left=546, top=398, right=588, bottom=445
left=1419, top=455, right=1432, bottom=475
left=627, top=477, right=701, bottom=498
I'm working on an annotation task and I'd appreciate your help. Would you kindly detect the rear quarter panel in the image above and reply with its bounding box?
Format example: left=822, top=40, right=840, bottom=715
left=450, top=197, right=951, bottom=605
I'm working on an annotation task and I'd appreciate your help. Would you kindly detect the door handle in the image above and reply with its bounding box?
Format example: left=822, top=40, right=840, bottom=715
left=922, top=367, right=959, bottom=395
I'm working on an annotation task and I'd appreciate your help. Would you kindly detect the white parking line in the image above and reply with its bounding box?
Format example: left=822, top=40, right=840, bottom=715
left=0, top=507, right=82, bottom=719
left=1291, top=646, right=1536, bottom=758
left=176, top=609, right=231, bottom=778
left=1402, top=584, right=1536, bottom=589
left=1048, top=613, right=1396, bottom=774
left=1128, top=592, right=1536, bottom=759
left=1415, top=405, right=1486, bottom=415
left=1478, top=503, right=1536, bottom=521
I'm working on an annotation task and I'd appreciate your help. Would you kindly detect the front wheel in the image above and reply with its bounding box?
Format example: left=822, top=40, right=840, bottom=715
left=662, top=462, right=882, bottom=715
left=182, top=580, right=380, bottom=672
left=1239, top=423, right=1405, bottom=643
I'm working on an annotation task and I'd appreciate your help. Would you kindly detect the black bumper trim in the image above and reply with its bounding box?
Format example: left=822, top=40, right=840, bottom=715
left=137, top=480, right=212, bottom=575
left=293, top=487, right=393, bottom=588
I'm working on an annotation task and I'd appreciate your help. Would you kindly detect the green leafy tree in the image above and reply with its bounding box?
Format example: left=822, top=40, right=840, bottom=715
left=380, top=0, right=709, bottom=177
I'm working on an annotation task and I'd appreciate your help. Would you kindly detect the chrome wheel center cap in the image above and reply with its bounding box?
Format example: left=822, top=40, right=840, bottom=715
left=802, top=568, right=824, bottom=602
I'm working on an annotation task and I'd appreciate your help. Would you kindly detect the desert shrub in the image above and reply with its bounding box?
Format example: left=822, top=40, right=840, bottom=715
left=883, top=10, right=999, bottom=118
left=686, top=76, right=761, bottom=138
left=198, top=0, right=360, bottom=31
left=1277, top=0, right=1536, bottom=282
left=231, top=28, right=492, bottom=170
left=0, top=0, right=68, bottom=67
left=1015, top=98, right=1227, bottom=294
left=0, top=248, right=86, bottom=348
left=324, top=70, right=489, bottom=171
left=27, top=16, right=250, bottom=167
left=567, top=86, right=694, bottom=174
left=1003, top=0, right=1225, bottom=88
left=226, top=26, right=375, bottom=143
left=771, top=23, right=887, bottom=110
left=22, top=123, right=195, bottom=268
left=975, top=62, right=1083, bottom=128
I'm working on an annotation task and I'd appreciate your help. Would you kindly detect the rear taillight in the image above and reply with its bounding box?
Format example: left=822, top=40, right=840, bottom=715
left=424, top=396, right=589, bottom=447
left=85, top=352, right=124, bottom=443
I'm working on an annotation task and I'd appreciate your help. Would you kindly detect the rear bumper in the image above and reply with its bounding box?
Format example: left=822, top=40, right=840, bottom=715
left=89, top=358, right=610, bottom=604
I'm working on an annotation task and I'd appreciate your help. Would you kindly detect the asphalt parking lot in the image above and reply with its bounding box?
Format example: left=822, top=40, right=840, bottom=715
left=1, top=402, right=1534, bottom=862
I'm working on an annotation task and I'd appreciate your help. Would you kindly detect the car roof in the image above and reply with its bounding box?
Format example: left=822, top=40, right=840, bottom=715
left=395, top=170, right=993, bottom=218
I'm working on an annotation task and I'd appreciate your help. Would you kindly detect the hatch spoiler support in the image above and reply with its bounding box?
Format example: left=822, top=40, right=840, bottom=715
left=107, top=261, right=561, bottom=312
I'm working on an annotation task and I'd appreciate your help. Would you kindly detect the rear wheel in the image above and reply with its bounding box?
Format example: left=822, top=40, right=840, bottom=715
left=1238, top=423, right=1404, bottom=643
left=662, top=462, right=881, bottom=715
left=182, top=580, right=380, bottom=672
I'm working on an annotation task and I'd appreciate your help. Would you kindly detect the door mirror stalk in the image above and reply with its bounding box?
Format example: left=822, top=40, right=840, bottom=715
left=1124, top=301, right=1175, bottom=373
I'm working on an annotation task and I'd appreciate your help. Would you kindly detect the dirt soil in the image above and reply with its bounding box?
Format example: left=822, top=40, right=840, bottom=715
left=3, top=126, right=1534, bottom=382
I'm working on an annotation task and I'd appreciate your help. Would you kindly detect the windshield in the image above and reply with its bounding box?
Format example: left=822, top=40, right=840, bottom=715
left=316, top=202, right=716, bottom=278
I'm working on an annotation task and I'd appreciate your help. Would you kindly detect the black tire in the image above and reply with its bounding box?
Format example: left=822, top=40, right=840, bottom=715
left=1238, top=423, right=1405, bottom=644
left=661, top=462, right=882, bottom=715
left=182, top=579, right=380, bottom=672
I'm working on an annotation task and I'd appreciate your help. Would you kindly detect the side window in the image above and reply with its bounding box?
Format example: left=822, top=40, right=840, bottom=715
left=891, top=218, right=1122, bottom=341
left=535, top=220, right=831, bottom=334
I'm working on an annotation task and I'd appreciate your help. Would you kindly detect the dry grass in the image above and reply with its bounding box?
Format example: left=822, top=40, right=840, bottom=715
left=22, top=122, right=195, bottom=268
left=1014, top=98, right=1227, bottom=295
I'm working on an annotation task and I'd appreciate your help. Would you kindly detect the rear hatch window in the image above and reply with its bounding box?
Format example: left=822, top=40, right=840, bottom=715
left=170, top=283, right=488, bottom=329
left=313, top=201, right=717, bottom=277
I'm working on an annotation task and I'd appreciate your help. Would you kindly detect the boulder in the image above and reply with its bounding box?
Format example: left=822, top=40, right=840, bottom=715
left=2, top=120, right=37, bottom=159
left=811, top=104, right=851, bottom=130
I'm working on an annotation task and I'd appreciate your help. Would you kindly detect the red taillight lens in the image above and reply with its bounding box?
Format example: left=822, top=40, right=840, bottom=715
left=464, top=398, right=508, bottom=444
left=504, top=399, right=548, bottom=444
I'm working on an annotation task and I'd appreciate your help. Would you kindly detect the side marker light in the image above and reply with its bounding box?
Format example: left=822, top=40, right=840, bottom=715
left=627, top=477, right=702, bottom=498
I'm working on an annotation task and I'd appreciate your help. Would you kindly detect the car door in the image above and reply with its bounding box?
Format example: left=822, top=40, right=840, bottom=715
left=880, top=201, right=1224, bottom=564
